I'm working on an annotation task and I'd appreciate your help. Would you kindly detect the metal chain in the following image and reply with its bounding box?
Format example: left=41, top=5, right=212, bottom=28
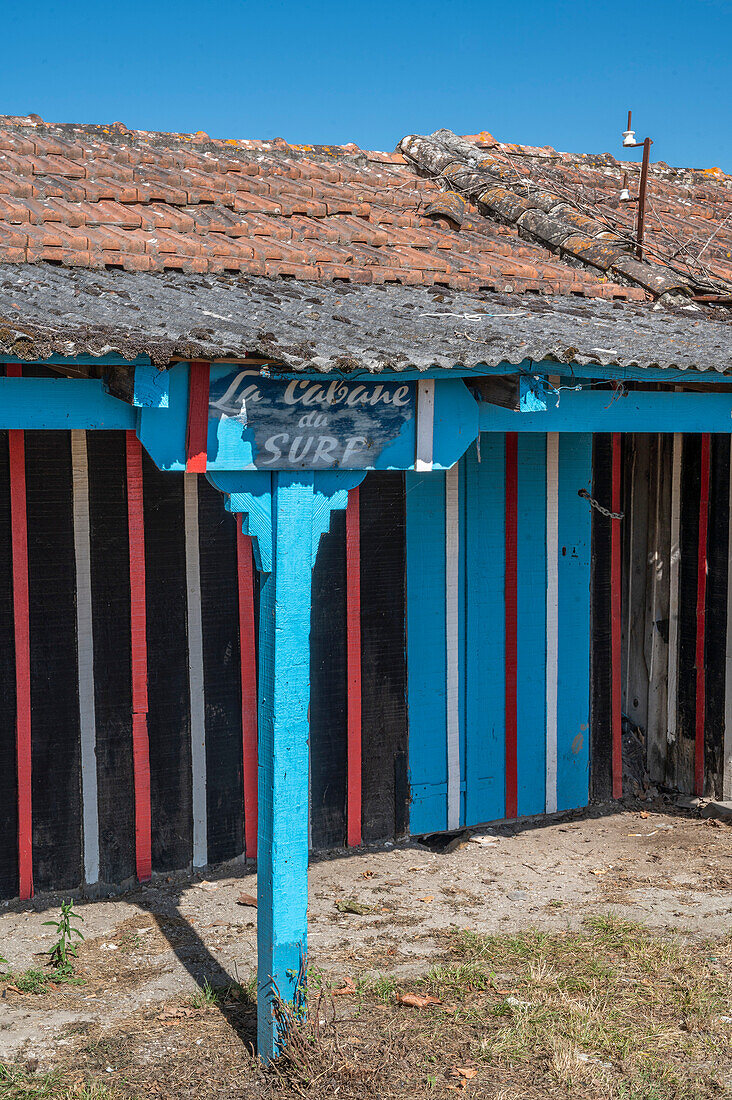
left=578, top=488, right=624, bottom=520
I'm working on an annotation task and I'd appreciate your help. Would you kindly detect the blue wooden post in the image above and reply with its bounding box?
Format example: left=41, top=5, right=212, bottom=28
left=256, top=471, right=313, bottom=1059
left=208, top=467, right=364, bottom=1063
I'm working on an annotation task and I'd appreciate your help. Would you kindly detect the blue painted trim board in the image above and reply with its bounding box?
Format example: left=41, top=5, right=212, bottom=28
left=464, top=437, right=506, bottom=826
left=479, top=391, right=732, bottom=434
left=516, top=434, right=547, bottom=816
left=0, top=378, right=136, bottom=430
left=556, top=434, right=593, bottom=810
left=406, top=471, right=447, bottom=833
left=256, top=472, right=313, bottom=1060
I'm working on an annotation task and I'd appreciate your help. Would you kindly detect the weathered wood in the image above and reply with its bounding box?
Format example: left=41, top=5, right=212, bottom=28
left=590, top=434, right=613, bottom=802
left=622, top=435, right=651, bottom=737
left=184, top=473, right=207, bottom=867
left=644, top=435, right=671, bottom=786
left=705, top=435, right=728, bottom=798
left=545, top=432, right=559, bottom=813
left=71, top=430, right=100, bottom=886
left=445, top=463, right=461, bottom=830
left=346, top=487, right=362, bottom=848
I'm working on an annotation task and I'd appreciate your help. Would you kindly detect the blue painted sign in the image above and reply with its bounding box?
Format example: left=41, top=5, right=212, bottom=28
left=208, top=370, right=416, bottom=470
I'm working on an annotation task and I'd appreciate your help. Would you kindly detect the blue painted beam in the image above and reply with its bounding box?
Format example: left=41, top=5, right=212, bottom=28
left=479, top=390, right=732, bottom=433
left=256, top=472, right=312, bottom=1061
left=406, top=470, right=448, bottom=833
left=0, top=378, right=136, bottom=430
left=464, top=438, right=506, bottom=826
left=211, top=468, right=364, bottom=1063
left=516, top=434, right=547, bottom=816
left=556, top=434, right=593, bottom=811
left=133, top=365, right=170, bottom=408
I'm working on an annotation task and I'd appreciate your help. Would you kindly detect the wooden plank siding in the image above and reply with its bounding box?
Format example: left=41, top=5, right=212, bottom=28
left=2, top=426, right=732, bottom=900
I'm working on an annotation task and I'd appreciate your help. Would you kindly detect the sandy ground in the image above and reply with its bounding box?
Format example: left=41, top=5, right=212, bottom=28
left=1, top=802, right=731, bottom=1063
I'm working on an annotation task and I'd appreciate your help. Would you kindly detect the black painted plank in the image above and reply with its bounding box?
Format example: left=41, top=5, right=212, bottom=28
left=87, top=431, right=135, bottom=886
left=676, top=434, right=701, bottom=793
left=198, top=477, right=244, bottom=865
left=705, top=436, right=729, bottom=798
left=0, top=432, right=18, bottom=899
left=310, top=510, right=348, bottom=850
left=590, top=434, right=613, bottom=802
left=360, top=472, right=408, bottom=841
left=25, top=431, right=82, bottom=893
left=142, top=456, right=192, bottom=873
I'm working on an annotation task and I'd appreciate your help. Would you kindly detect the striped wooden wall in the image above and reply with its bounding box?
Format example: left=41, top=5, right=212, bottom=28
left=608, top=433, right=730, bottom=799
left=4, top=422, right=730, bottom=899
left=406, top=434, right=594, bottom=833
left=0, top=431, right=408, bottom=900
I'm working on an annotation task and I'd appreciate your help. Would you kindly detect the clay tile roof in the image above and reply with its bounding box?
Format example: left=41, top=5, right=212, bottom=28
left=0, top=115, right=727, bottom=310
left=0, top=116, right=729, bottom=371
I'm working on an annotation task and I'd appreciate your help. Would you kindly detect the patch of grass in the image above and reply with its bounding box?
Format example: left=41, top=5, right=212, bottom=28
left=189, top=978, right=250, bottom=1009
left=347, top=918, right=731, bottom=1098
left=356, top=973, right=399, bottom=1003
left=12, top=969, right=50, bottom=995
left=116, top=932, right=142, bottom=955
left=190, top=978, right=223, bottom=1008
left=0, top=1064, right=118, bottom=1098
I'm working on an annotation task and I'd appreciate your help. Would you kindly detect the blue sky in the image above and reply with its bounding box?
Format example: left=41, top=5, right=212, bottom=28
left=1, top=0, right=729, bottom=170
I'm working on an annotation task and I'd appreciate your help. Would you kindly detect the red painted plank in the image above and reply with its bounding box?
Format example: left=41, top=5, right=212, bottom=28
left=346, top=487, right=362, bottom=847
left=125, top=431, right=151, bottom=881
left=7, top=364, right=33, bottom=898
left=236, top=520, right=258, bottom=859
left=611, top=432, right=623, bottom=799
left=185, top=361, right=210, bottom=474
left=504, top=433, right=518, bottom=820
left=695, top=433, right=710, bottom=796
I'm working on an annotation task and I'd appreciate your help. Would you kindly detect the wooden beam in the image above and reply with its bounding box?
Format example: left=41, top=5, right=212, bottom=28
left=185, top=361, right=211, bottom=474
left=256, top=472, right=314, bottom=1060
left=504, top=433, right=518, bottom=819
left=346, top=487, right=362, bottom=848
left=445, top=463, right=461, bottom=830
left=125, top=431, right=151, bottom=882
left=611, top=433, right=623, bottom=798
left=667, top=434, right=682, bottom=762
left=236, top=521, right=258, bottom=859
left=695, top=434, right=710, bottom=795
left=71, top=430, right=100, bottom=886
left=415, top=380, right=435, bottom=472
left=545, top=431, right=559, bottom=814
left=184, top=473, right=207, bottom=868
left=7, top=364, right=33, bottom=900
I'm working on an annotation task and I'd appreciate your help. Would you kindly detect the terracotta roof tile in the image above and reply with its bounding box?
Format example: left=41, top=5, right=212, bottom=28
left=0, top=115, right=725, bottom=307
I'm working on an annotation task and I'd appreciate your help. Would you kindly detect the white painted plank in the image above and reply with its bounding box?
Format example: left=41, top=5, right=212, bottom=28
left=445, top=462, right=461, bottom=830
left=545, top=431, right=559, bottom=814
left=667, top=432, right=682, bottom=752
left=724, top=436, right=732, bottom=800
left=71, top=430, right=100, bottom=886
left=415, top=379, right=435, bottom=472
left=184, top=473, right=208, bottom=868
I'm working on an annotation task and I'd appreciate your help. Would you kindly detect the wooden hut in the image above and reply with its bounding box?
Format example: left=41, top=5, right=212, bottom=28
left=0, top=117, right=730, bottom=1057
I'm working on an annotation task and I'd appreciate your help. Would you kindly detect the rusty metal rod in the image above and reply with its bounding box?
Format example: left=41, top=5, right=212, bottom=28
left=636, top=137, right=652, bottom=261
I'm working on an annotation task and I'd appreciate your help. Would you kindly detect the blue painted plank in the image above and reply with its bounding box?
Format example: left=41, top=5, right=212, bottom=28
left=406, top=471, right=447, bottom=833
left=458, top=455, right=467, bottom=827
left=137, top=362, right=188, bottom=471
left=464, top=436, right=506, bottom=826
left=516, top=434, right=547, bottom=816
left=0, top=378, right=136, bottom=430
left=556, top=433, right=593, bottom=811
left=479, top=390, right=732, bottom=434
left=133, top=365, right=170, bottom=408
left=256, top=472, right=313, bottom=1060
